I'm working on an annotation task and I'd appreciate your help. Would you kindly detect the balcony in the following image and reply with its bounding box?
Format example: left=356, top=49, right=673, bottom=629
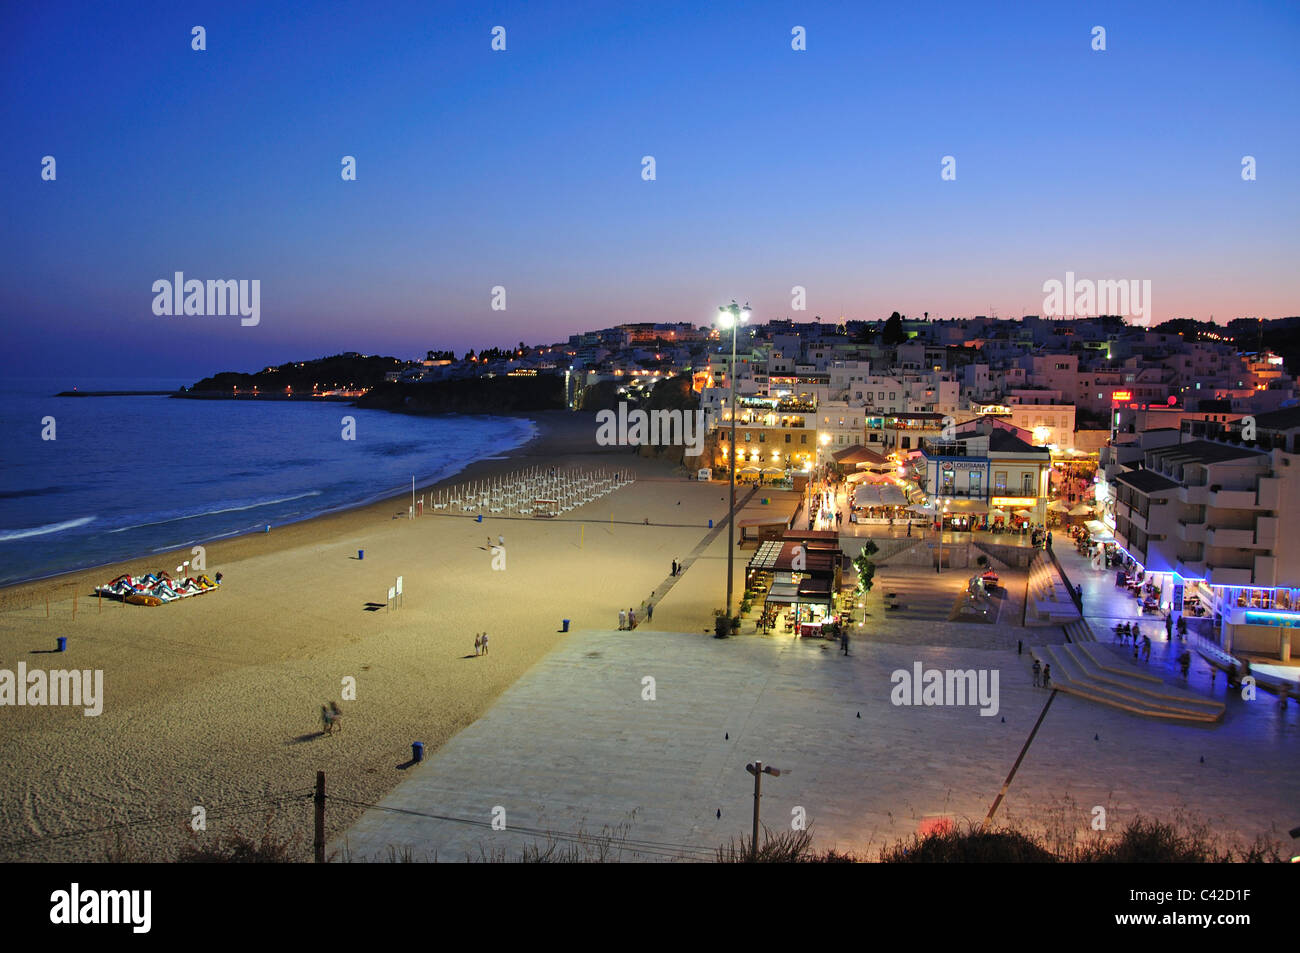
left=1206, top=527, right=1255, bottom=548
left=1208, top=487, right=1256, bottom=508
left=1254, top=555, right=1277, bottom=587
left=1206, top=564, right=1253, bottom=587
left=1176, top=520, right=1206, bottom=543
left=1179, top=484, right=1209, bottom=505
left=1257, top=477, right=1280, bottom=509
left=1255, top=517, right=1278, bottom=549
left=1175, top=557, right=1207, bottom=578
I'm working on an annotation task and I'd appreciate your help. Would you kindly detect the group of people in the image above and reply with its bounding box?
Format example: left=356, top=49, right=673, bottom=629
left=1113, top=622, right=1153, bottom=660
left=619, top=603, right=652, bottom=629
left=473, top=632, right=490, bottom=655
left=1031, top=659, right=1053, bottom=689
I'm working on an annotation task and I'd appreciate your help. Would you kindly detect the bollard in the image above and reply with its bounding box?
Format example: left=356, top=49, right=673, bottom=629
left=412, top=741, right=424, bottom=763
left=562, top=619, right=570, bottom=632
left=358, top=549, right=364, bottom=560
left=57, top=637, right=67, bottom=652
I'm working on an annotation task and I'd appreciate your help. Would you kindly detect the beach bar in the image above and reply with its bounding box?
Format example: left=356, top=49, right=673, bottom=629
left=745, top=530, right=843, bottom=636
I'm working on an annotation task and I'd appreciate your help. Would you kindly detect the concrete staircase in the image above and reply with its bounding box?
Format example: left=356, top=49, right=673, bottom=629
left=1031, top=641, right=1225, bottom=724
left=1063, top=619, right=1097, bottom=642
left=1026, top=552, right=1081, bottom=625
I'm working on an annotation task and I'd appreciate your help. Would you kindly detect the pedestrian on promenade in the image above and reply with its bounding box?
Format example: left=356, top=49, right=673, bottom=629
left=1032, top=659, right=1042, bottom=687
left=1165, top=615, right=1173, bottom=639
left=618, top=609, right=626, bottom=630
left=474, top=633, right=482, bottom=656
left=628, top=608, right=636, bottom=629
left=671, top=559, right=677, bottom=576
left=1047, top=530, right=1053, bottom=549
left=1178, top=651, right=1191, bottom=679
left=1042, top=663, right=1052, bottom=689
left=1142, top=635, right=1151, bottom=660
left=841, top=630, right=850, bottom=656
left=481, top=633, right=489, bottom=655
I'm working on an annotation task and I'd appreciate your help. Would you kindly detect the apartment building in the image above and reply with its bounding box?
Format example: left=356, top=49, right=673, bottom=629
left=1109, top=407, right=1300, bottom=659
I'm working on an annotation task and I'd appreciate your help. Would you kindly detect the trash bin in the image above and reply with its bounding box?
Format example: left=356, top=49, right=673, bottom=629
left=358, top=549, right=364, bottom=560
left=412, top=741, right=424, bottom=763
left=57, top=637, right=67, bottom=652
left=562, top=619, right=570, bottom=632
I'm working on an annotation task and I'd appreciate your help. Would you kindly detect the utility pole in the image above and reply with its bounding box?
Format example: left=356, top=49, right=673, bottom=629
left=745, top=760, right=781, bottom=861
left=314, top=770, right=326, bottom=863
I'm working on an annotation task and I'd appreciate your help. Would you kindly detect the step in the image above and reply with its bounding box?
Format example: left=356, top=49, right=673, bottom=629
left=1028, top=644, right=1224, bottom=724
left=1065, top=645, right=1224, bottom=717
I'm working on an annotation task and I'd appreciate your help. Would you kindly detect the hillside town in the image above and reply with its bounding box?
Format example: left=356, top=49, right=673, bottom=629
left=380, top=311, right=1300, bottom=667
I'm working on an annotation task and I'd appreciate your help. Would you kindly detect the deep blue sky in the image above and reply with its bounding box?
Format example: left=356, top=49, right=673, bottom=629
left=2, top=0, right=1297, bottom=380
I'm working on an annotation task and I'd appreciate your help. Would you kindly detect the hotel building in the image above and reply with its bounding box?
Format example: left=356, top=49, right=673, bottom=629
left=1109, top=407, right=1300, bottom=660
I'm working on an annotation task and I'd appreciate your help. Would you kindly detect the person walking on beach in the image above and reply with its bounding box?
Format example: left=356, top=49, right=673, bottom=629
left=1032, top=659, right=1041, bottom=687
left=1042, top=663, right=1052, bottom=690
left=628, top=608, right=636, bottom=629
left=647, top=602, right=653, bottom=622
left=618, top=609, right=626, bottom=631
left=480, top=632, right=489, bottom=655
left=474, top=633, right=482, bottom=656
left=498, top=534, right=505, bottom=549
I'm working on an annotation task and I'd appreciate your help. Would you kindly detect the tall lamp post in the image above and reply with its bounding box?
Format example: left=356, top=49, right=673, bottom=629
left=745, top=760, right=782, bottom=861
left=717, top=300, right=751, bottom=628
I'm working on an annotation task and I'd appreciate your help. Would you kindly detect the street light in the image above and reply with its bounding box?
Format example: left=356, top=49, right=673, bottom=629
left=745, top=760, right=782, bottom=861
left=717, top=299, right=751, bottom=630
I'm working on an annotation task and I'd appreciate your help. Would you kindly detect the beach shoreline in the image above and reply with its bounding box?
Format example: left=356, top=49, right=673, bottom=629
left=0, top=411, right=568, bottom=610
left=0, top=408, right=740, bottom=861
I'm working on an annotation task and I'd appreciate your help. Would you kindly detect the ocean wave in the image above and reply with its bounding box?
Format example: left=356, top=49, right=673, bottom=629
left=0, top=515, right=96, bottom=541
left=106, top=491, right=323, bottom=534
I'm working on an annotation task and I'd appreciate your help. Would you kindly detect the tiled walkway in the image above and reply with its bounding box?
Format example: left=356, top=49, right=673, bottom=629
left=336, top=601, right=1300, bottom=861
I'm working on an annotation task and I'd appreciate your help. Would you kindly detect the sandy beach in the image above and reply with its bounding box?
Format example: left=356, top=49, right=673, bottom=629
left=0, top=410, right=766, bottom=861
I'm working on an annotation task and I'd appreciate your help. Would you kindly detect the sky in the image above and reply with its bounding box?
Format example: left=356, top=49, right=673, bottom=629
left=1, top=0, right=1297, bottom=380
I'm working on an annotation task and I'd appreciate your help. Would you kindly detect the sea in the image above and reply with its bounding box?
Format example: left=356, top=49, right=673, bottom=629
left=0, top=377, right=537, bottom=587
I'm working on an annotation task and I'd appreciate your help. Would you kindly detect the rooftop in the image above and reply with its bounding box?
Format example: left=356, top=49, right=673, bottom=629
left=1113, top=468, right=1181, bottom=494
left=1148, top=439, right=1268, bottom=466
